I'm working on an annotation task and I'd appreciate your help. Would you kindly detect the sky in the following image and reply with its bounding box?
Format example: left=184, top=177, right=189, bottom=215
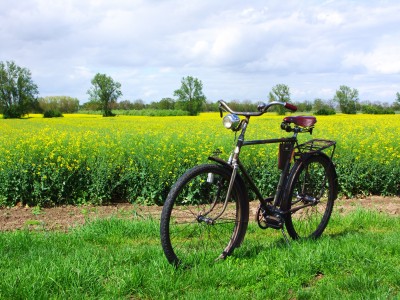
left=1, top=0, right=400, bottom=104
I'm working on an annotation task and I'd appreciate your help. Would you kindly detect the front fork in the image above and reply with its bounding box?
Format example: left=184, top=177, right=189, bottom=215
left=200, top=125, right=245, bottom=224
left=210, top=121, right=248, bottom=221
left=198, top=147, right=241, bottom=224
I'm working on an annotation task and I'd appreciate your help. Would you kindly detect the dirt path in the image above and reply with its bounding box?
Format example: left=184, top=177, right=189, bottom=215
left=1, top=196, right=399, bottom=232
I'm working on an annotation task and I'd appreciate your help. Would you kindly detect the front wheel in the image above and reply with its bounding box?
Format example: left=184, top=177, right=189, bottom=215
left=160, top=164, right=249, bottom=267
left=281, top=154, right=337, bottom=239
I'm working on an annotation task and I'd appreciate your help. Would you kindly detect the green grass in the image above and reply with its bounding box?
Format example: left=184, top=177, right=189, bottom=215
left=0, top=210, right=399, bottom=299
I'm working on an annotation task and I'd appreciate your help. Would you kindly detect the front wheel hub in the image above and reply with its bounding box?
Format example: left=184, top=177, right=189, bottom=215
left=197, top=215, right=215, bottom=225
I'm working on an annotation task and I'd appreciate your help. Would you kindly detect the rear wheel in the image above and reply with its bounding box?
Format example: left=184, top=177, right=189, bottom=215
left=160, top=164, right=249, bottom=266
left=282, top=154, right=337, bottom=239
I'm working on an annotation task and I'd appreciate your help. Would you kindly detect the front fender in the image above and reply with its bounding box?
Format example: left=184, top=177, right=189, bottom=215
left=208, top=156, right=232, bottom=169
left=208, top=156, right=248, bottom=197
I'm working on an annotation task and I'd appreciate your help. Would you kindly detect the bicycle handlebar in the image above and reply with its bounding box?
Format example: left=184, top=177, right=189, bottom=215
left=218, top=100, right=297, bottom=117
left=283, top=102, right=298, bottom=112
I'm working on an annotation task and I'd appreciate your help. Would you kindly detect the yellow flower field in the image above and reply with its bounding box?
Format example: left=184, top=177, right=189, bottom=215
left=0, top=113, right=399, bottom=206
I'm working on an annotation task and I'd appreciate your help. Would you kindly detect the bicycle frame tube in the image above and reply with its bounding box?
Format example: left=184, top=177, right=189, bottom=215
left=223, top=115, right=299, bottom=208
left=242, top=137, right=295, bottom=147
left=239, top=138, right=297, bottom=207
left=271, top=141, right=296, bottom=206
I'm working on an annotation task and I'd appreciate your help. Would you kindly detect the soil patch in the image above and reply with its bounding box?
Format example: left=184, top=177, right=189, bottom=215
left=0, top=203, right=161, bottom=232
left=1, top=196, right=399, bottom=232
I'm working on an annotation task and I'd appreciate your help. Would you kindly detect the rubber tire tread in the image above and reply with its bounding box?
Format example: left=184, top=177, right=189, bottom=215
left=160, top=164, right=249, bottom=266
left=281, top=154, right=336, bottom=240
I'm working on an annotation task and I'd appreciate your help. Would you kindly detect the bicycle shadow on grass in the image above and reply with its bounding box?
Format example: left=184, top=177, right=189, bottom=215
left=233, top=227, right=364, bottom=260
left=233, top=236, right=289, bottom=260
left=325, top=227, right=364, bottom=239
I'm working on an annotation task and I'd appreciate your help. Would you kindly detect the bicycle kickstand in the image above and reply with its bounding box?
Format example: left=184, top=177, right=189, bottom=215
left=281, top=228, right=291, bottom=247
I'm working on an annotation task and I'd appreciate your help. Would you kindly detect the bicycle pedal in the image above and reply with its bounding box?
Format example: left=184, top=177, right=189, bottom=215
left=256, top=205, right=268, bottom=229
left=264, top=215, right=283, bottom=230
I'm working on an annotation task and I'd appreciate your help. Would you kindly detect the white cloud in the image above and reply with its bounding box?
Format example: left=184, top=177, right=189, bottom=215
left=0, top=0, right=400, bottom=102
left=69, top=66, right=93, bottom=81
left=316, top=11, right=344, bottom=26
left=344, top=42, right=400, bottom=74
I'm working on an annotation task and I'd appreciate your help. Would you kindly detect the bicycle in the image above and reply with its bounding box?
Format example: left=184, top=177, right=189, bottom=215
left=160, top=100, right=338, bottom=267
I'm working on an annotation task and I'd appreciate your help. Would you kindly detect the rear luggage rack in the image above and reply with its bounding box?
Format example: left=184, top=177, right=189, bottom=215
left=296, top=139, right=336, bottom=158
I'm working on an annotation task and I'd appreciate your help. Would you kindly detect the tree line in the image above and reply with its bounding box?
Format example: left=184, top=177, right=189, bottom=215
left=1, top=60, right=400, bottom=118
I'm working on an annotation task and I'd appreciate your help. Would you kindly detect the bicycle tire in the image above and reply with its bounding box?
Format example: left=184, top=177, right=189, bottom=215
left=160, top=164, right=249, bottom=267
left=281, top=154, right=337, bottom=239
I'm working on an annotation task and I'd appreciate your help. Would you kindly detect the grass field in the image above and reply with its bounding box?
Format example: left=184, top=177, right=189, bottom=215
left=0, top=209, right=399, bottom=299
left=1, top=113, right=399, bottom=299
left=0, top=113, right=399, bottom=207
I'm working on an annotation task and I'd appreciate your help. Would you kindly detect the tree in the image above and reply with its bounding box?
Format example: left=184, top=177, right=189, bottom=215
left=226, top=99, right=258, bottom=112
left=0, top=61, right=39, bottom=118
left=313, top=98, right=325, bottom=112
left=174, top=76, right=206, bottom=116
left=393, top=92, right=400, bottom=111
left=87, top=73, right=122, bottom=117
left=204, top=101, right=220, bottom=112
left=334, top=85, right=359, bottom=114
left=313, top=98, right=336, bottom=115
left=269, top=84, right=291, bottom=115
left=118, top=100, right=135, bottom=110
left=158, top=98, right=176, bottom=110
left=360, top=101, right=394, bottom=114
left=294, top=100, right=312, bottom=112
left=132, top=99, right=145, bottom=110
left=38, top=96, right=79, bottom=113
left=80, top=100, right=101, bottom=111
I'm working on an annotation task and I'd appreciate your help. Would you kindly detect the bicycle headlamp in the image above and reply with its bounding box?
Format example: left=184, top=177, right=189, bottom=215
left=223, top=114, right=241, bottom=130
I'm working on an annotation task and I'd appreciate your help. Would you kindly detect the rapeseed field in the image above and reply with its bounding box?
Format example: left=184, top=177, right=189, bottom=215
left=0, top=113, right=399, bottom=206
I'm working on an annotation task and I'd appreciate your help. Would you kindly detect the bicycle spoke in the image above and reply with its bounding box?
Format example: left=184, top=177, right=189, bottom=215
left=283, top=155, right=335, bottom=239
left=160, top=164, right=248, bottom=266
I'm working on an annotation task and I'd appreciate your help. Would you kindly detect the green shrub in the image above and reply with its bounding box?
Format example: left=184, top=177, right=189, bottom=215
left=361, top=104, right=395, bottom=114
left=314, top=108, right=336, bottom=115
left=43, top=110, right=63, bottom=118
left=2, top=105, right=25, bottom=119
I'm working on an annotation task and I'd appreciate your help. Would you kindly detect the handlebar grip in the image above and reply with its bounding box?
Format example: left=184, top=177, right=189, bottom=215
left=284, top=102, right=297, bottom=112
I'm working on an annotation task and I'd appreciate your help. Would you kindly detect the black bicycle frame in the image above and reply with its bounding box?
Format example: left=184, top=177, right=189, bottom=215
left=240, top=136, right=297, bottom=208
left=211, top=116, right=299, bottom=210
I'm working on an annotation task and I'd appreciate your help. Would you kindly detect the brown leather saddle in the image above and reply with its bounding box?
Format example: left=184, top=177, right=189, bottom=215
left=282, top=116, right=317, bottom=127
